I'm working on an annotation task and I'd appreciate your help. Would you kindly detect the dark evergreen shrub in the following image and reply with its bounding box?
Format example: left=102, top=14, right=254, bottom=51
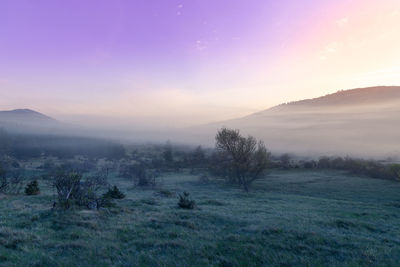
left=178, top=191, right=195, bottom=209
left=25, top=180, right=40, bottom=195
left=103, top=185, right=125, bottom=199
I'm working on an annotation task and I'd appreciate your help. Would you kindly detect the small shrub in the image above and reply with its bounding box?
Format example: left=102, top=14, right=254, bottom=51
left=53, top=171, right=82, bottom=209
left=302, top=160, right=317, bottom=169
left=178, top=192, right=195, bottom=209
left=0, top=165, right=26, bottom=194
left=103, top=185, right=125, bottom=199
left=52, top=169, right=109, bottom=210
left=317, top=156, right=400, bottom=180
left=25, top=180, right=40, bottom=195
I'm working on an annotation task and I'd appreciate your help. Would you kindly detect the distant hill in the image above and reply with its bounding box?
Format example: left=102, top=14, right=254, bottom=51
left=0, top=109, right=56, bottom=124
left=189, top=86, right=400, bottom=157
left=253, top=86, right=400, bottom=114
left=0, top=109, right=60, bottom=134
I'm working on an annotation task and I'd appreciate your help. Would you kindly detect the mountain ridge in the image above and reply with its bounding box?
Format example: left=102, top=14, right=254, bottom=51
left=0, top=108, right=56, bottom=122
left=254, top=86, right=400, bottom=116
left=192, top=86, right=400, bottom=156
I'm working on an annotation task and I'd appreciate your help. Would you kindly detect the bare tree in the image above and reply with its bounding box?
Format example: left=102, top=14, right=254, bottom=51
left=51, top=166, right=111, bottom=209
left=0, top=163, right=25, bottom=194
left=7, top=169, right=25, bottom=194
left=53, top=171, right=82, bottom=209
left=215, top=128, right=270, bottom=192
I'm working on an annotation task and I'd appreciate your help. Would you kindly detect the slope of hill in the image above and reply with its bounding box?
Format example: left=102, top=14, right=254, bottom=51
left=0, top=109, right=61, bottom=135
left=0, top=109, right=56, bottom=124
left=253, top=86, right=400, bottom=114
left=191, top=86, right=400, bottom=157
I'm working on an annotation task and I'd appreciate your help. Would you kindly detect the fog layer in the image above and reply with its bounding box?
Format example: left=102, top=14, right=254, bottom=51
left=1, top=86, right=400, bottom=158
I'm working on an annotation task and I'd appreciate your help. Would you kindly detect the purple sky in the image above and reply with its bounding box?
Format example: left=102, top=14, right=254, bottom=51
left=1, top=0, right=311, bottom=76
left=1, top=0, right=400, bottom=125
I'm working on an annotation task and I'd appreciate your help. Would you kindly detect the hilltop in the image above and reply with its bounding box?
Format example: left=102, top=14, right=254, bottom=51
left=191, top=86, right=400, bottom=157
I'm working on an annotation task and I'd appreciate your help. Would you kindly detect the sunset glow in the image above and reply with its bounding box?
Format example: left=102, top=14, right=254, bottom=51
left=1, top=0, right=400, bottom=125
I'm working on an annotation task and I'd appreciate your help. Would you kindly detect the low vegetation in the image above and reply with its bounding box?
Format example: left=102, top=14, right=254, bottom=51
left=24, top=180, right=40, bottom=195
left=103, top=185, right=125, bottom=199
left=0, top=127, right=399, bottom=265
left=0, top=168, right=399, bottom=265
left=315, top=156, right=400, bottom=180
left=178, top=191, right=195, bottom=209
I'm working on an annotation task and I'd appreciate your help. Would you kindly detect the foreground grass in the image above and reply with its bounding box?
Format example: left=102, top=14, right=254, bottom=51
left=1, top=170, right=400, bottom=266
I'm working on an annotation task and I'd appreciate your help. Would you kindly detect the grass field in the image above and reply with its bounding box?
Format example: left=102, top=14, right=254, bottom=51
left=1, top=169, right=400, bottom=266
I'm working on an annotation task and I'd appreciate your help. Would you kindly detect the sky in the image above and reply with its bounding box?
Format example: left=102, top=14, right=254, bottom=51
left=1, top=0, right=400, bottom=127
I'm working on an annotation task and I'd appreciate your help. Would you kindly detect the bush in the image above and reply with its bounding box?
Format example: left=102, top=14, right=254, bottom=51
left=103, top=185, right=125, bottom=199
left=25, top=180, right=40, bottom=195
left=52, top=169, right=110, bottom=209
left=178, top=192, right=195, bottom=209
left=316, top=156, right=400, bottom=180
left=53, top=171, right=82, bottom=209
left=302, top=160, right=317, bottom=169
left=0, top=165, right=26, bottom=194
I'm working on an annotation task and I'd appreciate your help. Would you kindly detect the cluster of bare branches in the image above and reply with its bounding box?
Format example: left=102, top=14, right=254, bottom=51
left=50, top=167, right=110, bottom=209
left=0, top=163, right=26, bottom=195
left=214, top=128, right=271, bottom=192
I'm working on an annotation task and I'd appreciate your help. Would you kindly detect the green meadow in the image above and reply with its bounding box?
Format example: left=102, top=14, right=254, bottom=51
left=1, top=169, right=399, bottom=266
